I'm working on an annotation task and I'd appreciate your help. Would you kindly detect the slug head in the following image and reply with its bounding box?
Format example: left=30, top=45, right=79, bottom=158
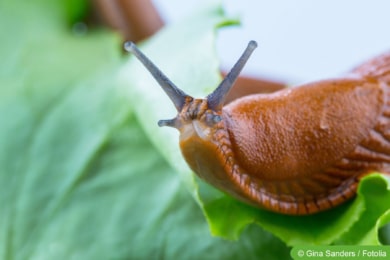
left=124, top=41, right=257, bottom=140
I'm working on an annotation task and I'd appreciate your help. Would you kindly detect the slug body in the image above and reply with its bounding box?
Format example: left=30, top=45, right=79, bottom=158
left=125, top=41, right=390, bottom=215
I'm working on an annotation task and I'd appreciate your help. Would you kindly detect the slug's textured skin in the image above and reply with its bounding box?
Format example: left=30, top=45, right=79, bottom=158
left=180, top=52, right=390, bottom=215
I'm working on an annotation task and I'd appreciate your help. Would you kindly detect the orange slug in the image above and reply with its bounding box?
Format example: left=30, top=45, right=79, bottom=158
left=125, top=41, right=390, bottom=215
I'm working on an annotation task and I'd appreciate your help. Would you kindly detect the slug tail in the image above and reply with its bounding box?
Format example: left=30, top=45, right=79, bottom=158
left=353, top=51, right=390, bottom=84
left=342, top=51, right=390, bottom=178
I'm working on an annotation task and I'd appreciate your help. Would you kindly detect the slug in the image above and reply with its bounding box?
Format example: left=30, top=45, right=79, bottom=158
left=125, top=41, right=390, bottom=215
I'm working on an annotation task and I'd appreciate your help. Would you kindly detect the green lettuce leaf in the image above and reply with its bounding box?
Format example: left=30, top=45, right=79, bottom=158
left=0, top=0, right=291, bottom=259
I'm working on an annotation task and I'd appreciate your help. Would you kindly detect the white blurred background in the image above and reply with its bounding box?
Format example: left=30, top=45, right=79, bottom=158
left=154, top=0, right=390, bottom=84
